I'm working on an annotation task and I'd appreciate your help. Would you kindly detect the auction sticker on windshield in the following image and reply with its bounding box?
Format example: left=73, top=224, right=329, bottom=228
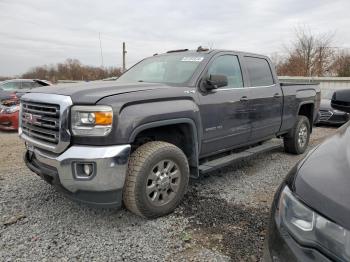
left=181, top=57, right=204, bottom=62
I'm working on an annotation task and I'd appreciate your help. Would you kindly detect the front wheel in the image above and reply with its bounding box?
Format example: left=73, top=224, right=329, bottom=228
left=123, top=141, right=189, bottom=218
left=284, top=116, right=311, bottom=154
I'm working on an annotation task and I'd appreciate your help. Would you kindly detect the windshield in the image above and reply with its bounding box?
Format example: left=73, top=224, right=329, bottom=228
left=117, top=53, right=205, bottom=85
left=321, top=90, right=334, bottom=99
left=0, top=81, right=21, bottom=91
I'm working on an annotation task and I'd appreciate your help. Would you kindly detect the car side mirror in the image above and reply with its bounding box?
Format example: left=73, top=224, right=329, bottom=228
left=331, top=90, right=350, bottom=113
left=203, top=74, right=228, bottom=90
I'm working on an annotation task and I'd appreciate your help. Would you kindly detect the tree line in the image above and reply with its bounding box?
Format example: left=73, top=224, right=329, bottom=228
left=20, top=59, right=122, bottom=83
left=274, top=28, right=350, bottom=77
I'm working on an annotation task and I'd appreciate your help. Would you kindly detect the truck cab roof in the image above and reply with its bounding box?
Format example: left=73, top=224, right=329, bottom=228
left=155, top=48, right=269, bottom=60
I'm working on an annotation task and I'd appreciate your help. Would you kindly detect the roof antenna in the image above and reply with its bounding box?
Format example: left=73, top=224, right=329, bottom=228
left=99, top=32, right=104, bottom=68
left=197, top=46, right=209, bottom=52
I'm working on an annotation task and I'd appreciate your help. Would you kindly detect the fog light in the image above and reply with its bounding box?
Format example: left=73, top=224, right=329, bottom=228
left=83, top=164, right=93, bottom=176
left=74, top=162, right=95, bottom=179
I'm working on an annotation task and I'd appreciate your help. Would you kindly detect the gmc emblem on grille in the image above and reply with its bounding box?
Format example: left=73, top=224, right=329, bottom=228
left=24, top=113, right=39, bottom=125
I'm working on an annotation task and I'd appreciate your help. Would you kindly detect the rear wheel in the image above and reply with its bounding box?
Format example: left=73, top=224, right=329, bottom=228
left=123, top=141, right=189, bottom=218
left=284, top=116, right=311, bottom=154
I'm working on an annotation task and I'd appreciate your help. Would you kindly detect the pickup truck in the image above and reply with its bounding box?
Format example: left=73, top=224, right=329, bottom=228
left=19, top=48, right=320, bottom=218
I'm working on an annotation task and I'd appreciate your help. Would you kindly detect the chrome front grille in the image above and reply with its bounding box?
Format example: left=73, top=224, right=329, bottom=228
left=21, top=101, right=60, bottom=144
left=319, top=110, right=333, bottom=121
left=19, top=93, right=73, bottom=154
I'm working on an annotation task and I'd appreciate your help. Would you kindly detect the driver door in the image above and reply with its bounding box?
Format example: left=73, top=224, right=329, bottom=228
left=198, top=53, right=251, bottom=157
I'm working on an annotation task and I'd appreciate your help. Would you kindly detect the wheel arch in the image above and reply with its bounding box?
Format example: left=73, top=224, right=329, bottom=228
left=129, top=118, right=200, bottom=175
left=297, top=102, right=315, bottom=132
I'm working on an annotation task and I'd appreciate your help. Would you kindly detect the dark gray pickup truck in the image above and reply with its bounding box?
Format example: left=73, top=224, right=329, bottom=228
left=19, top=48, right=320, bottom=218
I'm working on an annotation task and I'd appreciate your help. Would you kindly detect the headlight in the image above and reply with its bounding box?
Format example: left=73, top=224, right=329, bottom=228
left=71, top=105, right=113, bottom=136
left=1, top=105, right=19, bottom=114
left=278, top=186, right=350, bottom=260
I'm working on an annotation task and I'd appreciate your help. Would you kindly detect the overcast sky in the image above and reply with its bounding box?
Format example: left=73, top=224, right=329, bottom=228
left=0, top=0, right=349, bottom=76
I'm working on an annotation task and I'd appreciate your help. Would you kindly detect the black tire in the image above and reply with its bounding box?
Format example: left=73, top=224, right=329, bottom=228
left=284, top=115, right=311, bottom=154
left=123, top=141, right=189, bottom=218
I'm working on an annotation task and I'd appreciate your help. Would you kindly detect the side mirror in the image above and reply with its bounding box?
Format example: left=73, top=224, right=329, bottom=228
left=203, top=74, right=228, bottom=90
left=331, top=90, right=350, bottom=113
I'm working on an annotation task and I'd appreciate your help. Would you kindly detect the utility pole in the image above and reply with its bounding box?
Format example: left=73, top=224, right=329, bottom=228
left=122, top=42, right=127, bottom=72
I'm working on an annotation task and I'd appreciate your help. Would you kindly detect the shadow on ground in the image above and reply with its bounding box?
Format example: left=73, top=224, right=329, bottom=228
left=178, top=186, right=269, bottom=261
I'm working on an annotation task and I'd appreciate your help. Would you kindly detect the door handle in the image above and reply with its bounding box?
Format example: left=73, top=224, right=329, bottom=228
left=273, top=93, right=281, bottom=98
left=240, top=96, right=249, bottom=102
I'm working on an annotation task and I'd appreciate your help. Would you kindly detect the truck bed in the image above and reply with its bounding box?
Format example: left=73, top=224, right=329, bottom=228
left=279, top=82, right=321, bottom=133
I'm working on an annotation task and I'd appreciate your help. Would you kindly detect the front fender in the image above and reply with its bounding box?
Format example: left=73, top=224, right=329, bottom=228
left=116, top=99, right=201, bottom=143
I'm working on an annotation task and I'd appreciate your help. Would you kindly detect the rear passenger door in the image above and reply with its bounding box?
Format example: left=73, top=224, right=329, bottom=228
left=243, top=56, right=283, bottom=141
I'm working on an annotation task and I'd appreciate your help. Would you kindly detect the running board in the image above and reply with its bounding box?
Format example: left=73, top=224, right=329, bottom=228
left=199, top=140, right=283, bottom=174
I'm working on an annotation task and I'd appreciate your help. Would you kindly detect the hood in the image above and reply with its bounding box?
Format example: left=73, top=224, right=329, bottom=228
left=294, top=122, right=350, bottom=229
left=29, top=81, right=170, bottom=104
left=320, top=99, right=331, bottom=110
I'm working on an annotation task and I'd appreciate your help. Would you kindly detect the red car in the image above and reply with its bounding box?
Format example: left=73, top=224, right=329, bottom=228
left=0, top=102, right=19, bottom=131
left=0, top=79, right=51, bottom=131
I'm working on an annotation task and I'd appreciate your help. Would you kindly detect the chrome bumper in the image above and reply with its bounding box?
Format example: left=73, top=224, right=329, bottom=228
left=30, top=144, right=131, bottom=193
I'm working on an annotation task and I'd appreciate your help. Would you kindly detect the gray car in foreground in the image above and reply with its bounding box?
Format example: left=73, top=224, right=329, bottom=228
left=265, top=89, right=350, bottom=261
left=19, top=48, right=320, bottom=218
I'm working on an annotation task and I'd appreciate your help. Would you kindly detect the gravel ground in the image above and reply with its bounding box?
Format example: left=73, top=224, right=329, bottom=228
left=0, top=126, right=338, bottom=261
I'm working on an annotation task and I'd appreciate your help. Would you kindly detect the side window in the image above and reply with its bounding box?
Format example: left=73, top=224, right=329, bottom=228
left=244, top=57, right=274, bottom=86
left=21, top=81, right=36, bottom=89
left=207, top=55, right=243, bottom=88
left=13, top=82, right=21, bottom=89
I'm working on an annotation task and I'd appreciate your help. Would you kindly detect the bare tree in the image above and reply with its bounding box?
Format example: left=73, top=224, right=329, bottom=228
left=269, top=52, right=283, bottom=68
left=331, top=51, right=350, bottom=77
left=277, top=27, right=334, bottom=76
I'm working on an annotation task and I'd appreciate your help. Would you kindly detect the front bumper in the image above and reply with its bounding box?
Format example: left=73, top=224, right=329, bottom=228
left=317, top=111, right=349, bottom=125
left=0, top=111, right=19, bottom=130
left=24, top=144, right=131, bottom=208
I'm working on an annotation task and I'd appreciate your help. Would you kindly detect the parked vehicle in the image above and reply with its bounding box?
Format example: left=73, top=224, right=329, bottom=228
left=0, top=79, right=51, bottom=102
left=19, top=48, right=320, bottom=218
left=0, top=100, right=20, bottom=131
left=265, top=89, right=350, bottom=261
left=0, top=79, right=51, bottom=131
left=316, top=89, right=349, bottom=125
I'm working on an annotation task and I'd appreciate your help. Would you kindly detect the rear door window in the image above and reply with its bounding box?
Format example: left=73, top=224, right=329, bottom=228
left=244, top=57, right=274, bottom=87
